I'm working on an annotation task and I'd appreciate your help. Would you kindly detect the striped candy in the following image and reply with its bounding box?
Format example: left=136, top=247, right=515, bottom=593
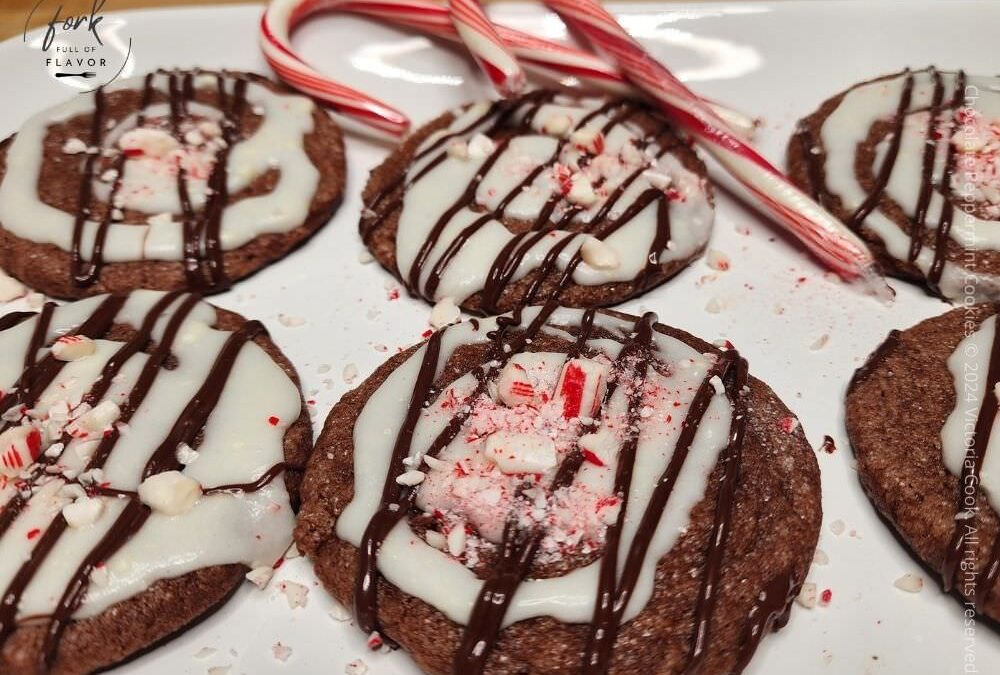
left=542, top=0, right=886, bottom=288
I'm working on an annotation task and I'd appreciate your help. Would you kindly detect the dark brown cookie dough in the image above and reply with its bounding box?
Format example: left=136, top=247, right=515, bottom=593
left=846, top=304, right=1000, bottom=620
left=787, top=67, right=1000, bottom=300
left=0, top=295, right=312, bottom=675
left=0, top=70, right=346, bottom=299
left=296, top=308, right=821, bottom=674
left=360, top=92, right=714, bottom=315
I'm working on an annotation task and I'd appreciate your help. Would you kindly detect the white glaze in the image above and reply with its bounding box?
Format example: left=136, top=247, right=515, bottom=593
left=395, top=97, right=715, bottom=302
left=817, top=69, right=1000, bottom=300
left=0, top=290, right=300, bottom=620
left=942, top=315, right=1000, bottom=512
left=0, top=71, right=319, bottom=264
left=336, top=307, right=731, bottom=626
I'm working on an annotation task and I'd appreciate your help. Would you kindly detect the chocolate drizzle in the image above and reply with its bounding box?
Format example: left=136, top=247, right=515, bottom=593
left=348, top=302, right=786, bottom=673
left=798, top=68, right=971, bottom=297
left=68, top=69, right=249, bottom=291
left=942, top=308, right=1000, bottom=611
left=0, top=292, right=283, bottom=670
left=360, top=93, right=684, bottom=314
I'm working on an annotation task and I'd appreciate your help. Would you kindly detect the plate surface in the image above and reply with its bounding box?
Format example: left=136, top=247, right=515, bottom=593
left=1, top=1, right=999, bottom=673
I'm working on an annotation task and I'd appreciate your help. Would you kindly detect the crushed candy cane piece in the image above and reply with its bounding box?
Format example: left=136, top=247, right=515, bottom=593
left=246, top=566, right=275, bottom=589
left=580, top=236, right=619, bottom=270
left=52, top=335, right=96, bottom=361
left=279, top=580, right=309, bottom=609
left=706, top=249, right=731, bottom=271
left=0, top=425, right=44, bottom=476
left=796, top=582, right=817, bottom=609
left=396, top=469, right=426, bottom=486
left=642, top=169, right=672, bottom=190
left=345, top=659, right=368, bottom=675
left=543, top=113, right=572, bottom=136
left=430, top=297, right=461, bottom=328
left=555, top=359, right=609, bottom=420
left=278, top=313, right=306, bottom=327
left=118, top=127, right=179, bottom=159
left=137, top=470, right=202, bottom=516
left=176, top=442, right=200, bottom=465
left=893, top=573, right=924, bottom=593
left=78, top=400, right=122, bottom=432
left=566, top=173, right=597, bottom=207
left=485, top=431, right=557, bottom=474
left=62, top=496, right=104, bottom=528
left=272, top=642, right=293, bottom=662
left=467, top=134, right=496, bottom=159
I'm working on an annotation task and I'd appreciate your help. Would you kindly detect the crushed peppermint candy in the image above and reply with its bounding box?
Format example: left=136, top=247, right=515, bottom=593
left=893, top=573, right=924, bottom=593
left=345, top=659, right=369, bottom=675
left=278, top=580, right=309, bottom=609
left=272, top=642, right=293, bottom=662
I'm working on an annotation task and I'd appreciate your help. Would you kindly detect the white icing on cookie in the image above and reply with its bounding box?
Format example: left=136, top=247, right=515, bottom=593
left=386, top=95, right=714, bottom=304
left=942, top=314, right=1000, bottom=512
left=336, top=307, right=731, bottom=626
left=0, top=71, right=319, bottom=264
left=813, top=68, right=1000, bottom=300
left=0, top=291, right=300, bottom=620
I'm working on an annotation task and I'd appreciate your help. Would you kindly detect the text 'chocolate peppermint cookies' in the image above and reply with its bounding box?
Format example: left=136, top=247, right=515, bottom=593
left=788, top=67, right=1000, bottom=301
left=0, top=291, right=311, bottom=674
left=847, top=304, right=1000, bottom=619
left=360, top=92, right=715, bottom=314
left=296, top=306, right=821, bottom=674
left=0, top=69, right=346, bottom=299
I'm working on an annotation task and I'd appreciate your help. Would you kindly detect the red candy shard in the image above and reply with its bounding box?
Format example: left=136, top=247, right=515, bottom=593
left=27, top=528, right=40, bottom=540
left=268, top=416, right=280, bottom=426
left=558, top=364, right=587, bottom=419
left=581, top=448, right=605, bottom=467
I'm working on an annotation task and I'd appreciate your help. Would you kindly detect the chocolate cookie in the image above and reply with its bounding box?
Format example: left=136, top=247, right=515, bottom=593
left=360, top=92, right=715, bottom=315
left=296, top=305, right=821, bottom=674
left=847, top=303, right=1000, bottom=619
left=0, top=290, right=312, bottom=674
left=0, top=69, right=346, bottom=299
left=787, top=67, right=1000, bottom=301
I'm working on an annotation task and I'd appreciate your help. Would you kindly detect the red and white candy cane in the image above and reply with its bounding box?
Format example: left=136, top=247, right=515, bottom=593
left=542, top=0, right=886, bottom=289
left=0, top=425, right=43, bottom=477
left=260, top=0, right=756, bottom=137
left=448, top=0, right=524, bottom=97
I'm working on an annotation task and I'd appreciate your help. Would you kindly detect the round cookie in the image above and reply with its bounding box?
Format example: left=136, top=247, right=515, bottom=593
left=0, top=290, right=312, bottom=674
left=296, top=306, right=821, bottom=674
left=360, top=92, right=715, bottom=315
left=847, top=304, right=1000, bottom=619
left=0, top=69, right=346, bottom=299
left=787, top=67, right=1000, bottom=302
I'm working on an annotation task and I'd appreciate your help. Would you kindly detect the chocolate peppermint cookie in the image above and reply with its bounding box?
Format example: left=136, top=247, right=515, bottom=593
left=847, top=304, right=1000, bottom=619
left=360, top=92, right=715, bottom=314
left=0, top=291, right=311, bottom=674
left=296, top=306, right=821, bottom=674
left=788, top=67, right=1000, bottom=301
left=0, top=69, right=346, bottom=299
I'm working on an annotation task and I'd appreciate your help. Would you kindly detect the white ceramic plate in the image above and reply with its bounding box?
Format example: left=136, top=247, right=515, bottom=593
left=2, top=1, right=999, bottom=673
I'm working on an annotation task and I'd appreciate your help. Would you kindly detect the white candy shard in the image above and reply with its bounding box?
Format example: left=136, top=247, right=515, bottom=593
left=51, top=335, right=96, bottom=361
left=706, top=249, right=731, bottom=271
left=579, top=426, right=619, bottom=467
left=570, top=127, right=602, bottom=153
left=137, top=470, right=202, bottom=516
left=796, top=582, right=818, bottom=609
left=447, top=522, right=467, bottom=556
left=0, top=269, right=26, bottom=302
left=484, top=431, right=557, bottom=474
left=447, top=139, right=470, bottom=160
left=580, top=236, right=619, bottom=270
left=0, top=425, right=44, bottom=476
left=279, top=580, right=309, bottom=609
left=395, top=469, right=426, bottom=486
left=893, top=573, right=924, bottom=593
left=429, top=297, right=461, bottom=328
left=118, top=127, right=179, bottom=159
left=345, top=659, right=369, bottom=675
left=62, top=137, right=88, bottom=154
left=425, top=529, right=446, bottom=549
left=176, top=442, right=200, bottom=465
left=78, top=400, right=121, bottom=432
left=542, top=114, right=572, bottom=136
left=63, top=496, right=105, bottom=528
left=555, top=358, right=610, bottom=420
left=467, top=133, right=496, bottom=159
left=198, top=120, right=222, bottom=138
left=566, top=173, right=597, bottom=207
left=246, top=566, right=275, bottom=589
left=642, top=169, right=672, bottom=190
